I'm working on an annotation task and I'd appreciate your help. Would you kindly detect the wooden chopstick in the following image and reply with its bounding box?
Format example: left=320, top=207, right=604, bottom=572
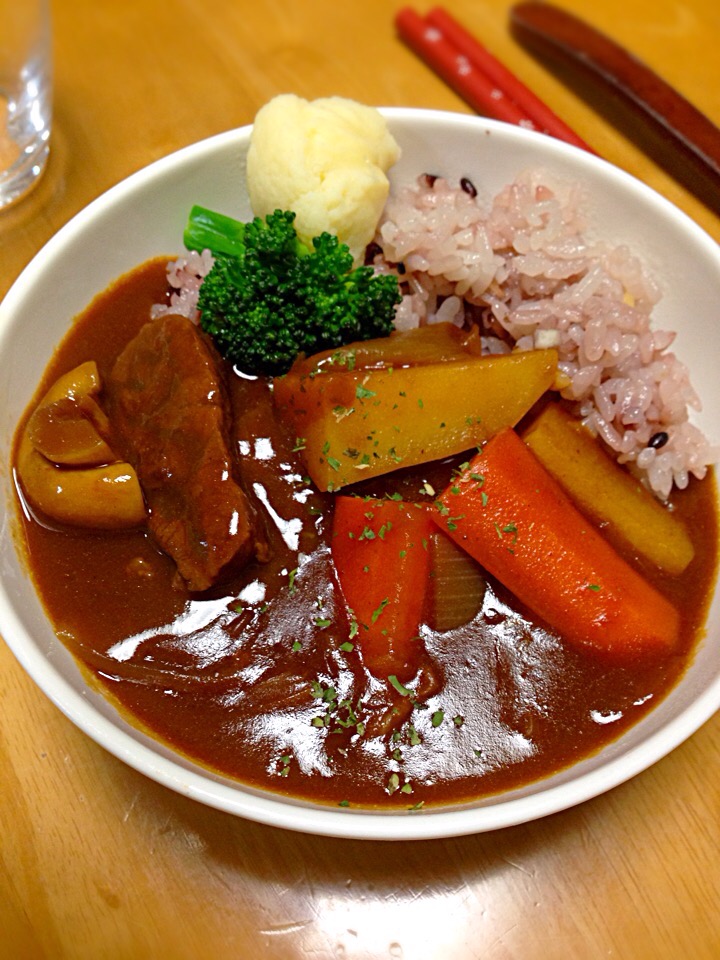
left=510, top=1, right=720, bottom=184
left=394, top=6, right=595, bottom=153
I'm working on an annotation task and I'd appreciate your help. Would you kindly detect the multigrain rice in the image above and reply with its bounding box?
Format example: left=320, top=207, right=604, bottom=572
left=151, top=248, right=214, bottom=323
left=155, top=170, right=717, bottom=499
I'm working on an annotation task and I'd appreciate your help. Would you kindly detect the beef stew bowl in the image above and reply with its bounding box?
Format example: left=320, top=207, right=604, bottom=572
left=1, top=108, right=720, bottom=841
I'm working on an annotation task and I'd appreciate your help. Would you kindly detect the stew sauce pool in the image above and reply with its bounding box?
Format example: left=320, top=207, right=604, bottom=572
left=13, top=259, right=719, bottom=809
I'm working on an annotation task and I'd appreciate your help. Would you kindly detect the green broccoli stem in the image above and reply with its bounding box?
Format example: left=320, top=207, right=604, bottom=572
left=184, top=205, right=247, bottom=258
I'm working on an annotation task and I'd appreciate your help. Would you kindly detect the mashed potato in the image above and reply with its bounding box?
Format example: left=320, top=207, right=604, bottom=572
left=246, top=94, right=401, bottom=264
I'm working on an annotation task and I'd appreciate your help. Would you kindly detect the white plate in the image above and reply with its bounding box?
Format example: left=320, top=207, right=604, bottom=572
left=1, top=108, right=719, bottom=840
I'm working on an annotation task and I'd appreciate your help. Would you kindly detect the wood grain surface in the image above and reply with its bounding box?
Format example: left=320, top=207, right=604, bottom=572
left=1, top=1, right=719, bottom=957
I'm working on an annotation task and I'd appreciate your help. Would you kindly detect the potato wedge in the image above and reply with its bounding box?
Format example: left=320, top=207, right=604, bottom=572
left=273, top=348, right=557, bottom=490
left=289, top=322, right=482, bottom=376
left=521, top=402, right=694, bottom=575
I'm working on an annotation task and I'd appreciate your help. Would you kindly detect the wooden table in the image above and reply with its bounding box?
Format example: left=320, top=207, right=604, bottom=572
left=2, top=1, right=719, bottom=957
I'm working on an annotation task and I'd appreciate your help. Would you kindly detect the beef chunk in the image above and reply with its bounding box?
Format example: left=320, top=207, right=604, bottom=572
left=108, top=314, right=266, bottom=591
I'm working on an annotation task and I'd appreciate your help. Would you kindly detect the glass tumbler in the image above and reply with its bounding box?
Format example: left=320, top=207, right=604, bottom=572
left=0, top=0, right=52, bottom=209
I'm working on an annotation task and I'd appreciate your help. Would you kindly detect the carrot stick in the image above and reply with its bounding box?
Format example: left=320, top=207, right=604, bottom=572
left=433, top=428, right=681, bottom=657
left=331, top=496, right=434, bottom=680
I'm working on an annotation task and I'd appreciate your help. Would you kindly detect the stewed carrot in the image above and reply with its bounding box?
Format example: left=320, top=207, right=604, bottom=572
left=433, top=428, right=681, bottom=657
left=331, top=496, right=434, bottom=680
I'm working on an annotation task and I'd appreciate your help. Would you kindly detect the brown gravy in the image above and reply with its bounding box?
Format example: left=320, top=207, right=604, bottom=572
left=13, top=258, right=719, bottom=809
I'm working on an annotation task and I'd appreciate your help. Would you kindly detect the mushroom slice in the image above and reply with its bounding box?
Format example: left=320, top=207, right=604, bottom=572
left=26, top=395, right=116, bottom=466
left=16, top=361, right=146, bottom=529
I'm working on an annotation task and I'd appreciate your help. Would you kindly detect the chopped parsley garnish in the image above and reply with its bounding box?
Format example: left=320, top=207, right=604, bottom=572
left=406, top=724, right=421, bottom=746
left=371, top=597, right=389, bottom=623
left=310, top=680, right=336, bottom=701
left=388, top=674, right=413, bottom=697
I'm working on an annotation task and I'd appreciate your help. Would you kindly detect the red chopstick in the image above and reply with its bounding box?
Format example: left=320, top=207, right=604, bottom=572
left=395, top=6, right=596, bottom=154
left=395, top=7, right=536, bottom=128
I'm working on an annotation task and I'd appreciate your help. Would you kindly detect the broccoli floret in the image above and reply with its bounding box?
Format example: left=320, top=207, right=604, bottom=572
left=185, top=206, right=401, bottom=376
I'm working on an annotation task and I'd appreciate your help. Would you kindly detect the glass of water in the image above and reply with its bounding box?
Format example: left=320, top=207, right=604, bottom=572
left=0, top=0, right=52, bottom=210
